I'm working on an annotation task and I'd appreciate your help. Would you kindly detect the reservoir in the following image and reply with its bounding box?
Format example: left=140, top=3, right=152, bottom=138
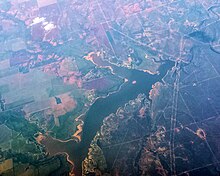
left=42, top=58, right=175, bottom=175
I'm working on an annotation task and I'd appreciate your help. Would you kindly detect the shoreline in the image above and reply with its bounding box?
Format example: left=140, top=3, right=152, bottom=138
left=39, top=54, right=174, bottom=175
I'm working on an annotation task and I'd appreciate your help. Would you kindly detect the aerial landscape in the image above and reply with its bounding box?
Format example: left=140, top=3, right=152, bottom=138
left=0, top=0, right=220, bottom=175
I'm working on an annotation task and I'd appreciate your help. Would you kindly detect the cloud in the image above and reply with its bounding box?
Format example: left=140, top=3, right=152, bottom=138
left=44, top=23, right=56, bottom=31
left=30, top=17, right=46, bottom=26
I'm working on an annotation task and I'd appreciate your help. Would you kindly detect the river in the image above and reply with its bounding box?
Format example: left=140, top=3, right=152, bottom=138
left=42, top=58, right=175, bottom=175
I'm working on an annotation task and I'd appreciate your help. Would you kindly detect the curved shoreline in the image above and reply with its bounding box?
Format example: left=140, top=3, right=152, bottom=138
left=41, top=56, right=175, bottom=175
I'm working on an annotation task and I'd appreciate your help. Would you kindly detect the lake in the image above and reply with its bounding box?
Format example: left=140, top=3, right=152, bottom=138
left=42, top=58, right=174, bottom=175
